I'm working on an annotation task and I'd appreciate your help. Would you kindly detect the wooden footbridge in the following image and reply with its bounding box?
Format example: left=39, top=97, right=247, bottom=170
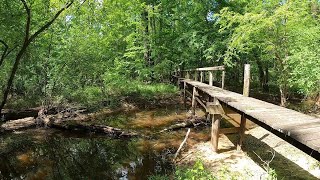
left=173, top=65, right=320, bottom=161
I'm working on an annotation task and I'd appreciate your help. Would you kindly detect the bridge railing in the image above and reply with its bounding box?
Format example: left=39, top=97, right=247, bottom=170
left=175, top=65, right=225, bottom=89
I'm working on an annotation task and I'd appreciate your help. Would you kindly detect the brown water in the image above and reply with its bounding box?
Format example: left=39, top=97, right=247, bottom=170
left=0, top=106, right=210, bottom=180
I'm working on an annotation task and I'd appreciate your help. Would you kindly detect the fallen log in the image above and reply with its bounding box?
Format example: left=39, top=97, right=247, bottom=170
left=0, top=117, right=37, bottom=132
left=1, top=109, right=39, bottom=121
left=160, top=117, right=209, bottom=132
left=49, top=122, right=138, bottom=138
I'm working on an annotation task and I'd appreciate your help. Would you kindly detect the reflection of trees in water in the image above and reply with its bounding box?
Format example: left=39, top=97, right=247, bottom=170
left=0, top=134, right=37, bottom=179
left=0, top=132, right=174, bottom=179
left=0, top=133, right=140, bottom=179
left=43, top=136, right=140, bottom=179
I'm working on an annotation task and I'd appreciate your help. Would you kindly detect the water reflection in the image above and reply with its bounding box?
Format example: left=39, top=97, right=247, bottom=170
left=0, top=130, right=174, bottom=180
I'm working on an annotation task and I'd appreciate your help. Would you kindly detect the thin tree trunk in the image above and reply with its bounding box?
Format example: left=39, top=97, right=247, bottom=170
left=0, top=0, right=74, bottom=115
left=264, top=66, right=269, bottom=91
left=0, top=39, right=9, bottom=67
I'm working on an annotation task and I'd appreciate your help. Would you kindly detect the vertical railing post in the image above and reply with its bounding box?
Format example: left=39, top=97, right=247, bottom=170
left=194, top=70, right=198, bottom=81
left=243, top=64, right=250, bottom=96
left=237, top=64, right=250, bottom=151
left=186, top=71, right=190, bottom=79
left=209, top=71, right=213, bottom=86
left=200, top=71, right=204, bottom=82
left=221, top=70, right=225, bottom=89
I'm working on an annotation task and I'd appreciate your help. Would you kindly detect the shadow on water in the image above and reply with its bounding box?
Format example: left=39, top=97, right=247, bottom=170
left=226, top=133, right=319, bottom=180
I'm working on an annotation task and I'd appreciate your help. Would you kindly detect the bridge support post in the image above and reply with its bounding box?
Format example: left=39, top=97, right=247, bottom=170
left=183, top=82, right=187, bottom=109
left=206, top=98, right=224, bottom=152
left=191, top=87, right=198, bottom=116
left=237, top=64, right=250, bottom=151
left=211, top=114, right=221, bottom=152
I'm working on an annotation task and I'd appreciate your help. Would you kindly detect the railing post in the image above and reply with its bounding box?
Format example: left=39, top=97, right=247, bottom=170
left=209, top=71, right=213, bottom=86
left=183, top=82, right=187, bottom=109
left=194, top=71, right=198, bottom=81
left=243, top=64, right=250, bottom=96
left=200, top=71, right=204, bottom=82
left=237, top=64, right=250, bottom=151
left=186, top=71, right=190, bottom=79
left=221, top=70, right=225, bottom=89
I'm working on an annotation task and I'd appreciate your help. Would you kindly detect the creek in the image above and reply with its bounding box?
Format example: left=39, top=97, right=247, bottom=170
left=0, top=105, right=211, bottom=180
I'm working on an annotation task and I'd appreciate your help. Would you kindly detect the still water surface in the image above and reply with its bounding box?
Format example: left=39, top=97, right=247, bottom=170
left=0, top=106, right=203, bottom=180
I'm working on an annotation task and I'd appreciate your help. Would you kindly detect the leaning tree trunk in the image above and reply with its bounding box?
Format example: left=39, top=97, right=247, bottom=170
left=0, top=0, right=74, bottom=115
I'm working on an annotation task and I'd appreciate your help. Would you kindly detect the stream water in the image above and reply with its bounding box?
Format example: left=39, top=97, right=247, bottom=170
left=0, top=105, right=210, bottom=180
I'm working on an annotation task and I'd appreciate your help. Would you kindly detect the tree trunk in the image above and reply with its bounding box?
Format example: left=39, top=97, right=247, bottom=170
left=0, top=44, right=29, bottom=113
left=263, top=66, right=269, bottom=91
left=1, top=117, right=37, bottom=132
left=0, top=0, right=74, bottom=115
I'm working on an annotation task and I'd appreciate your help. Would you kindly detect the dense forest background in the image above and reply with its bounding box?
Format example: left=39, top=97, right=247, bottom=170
left=0, top=0, right=319, bottom=111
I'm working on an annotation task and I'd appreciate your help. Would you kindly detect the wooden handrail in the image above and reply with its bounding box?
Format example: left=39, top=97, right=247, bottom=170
left=175, top=65, right=225, bottom=89
left=181, top=65, right=225, bottom=72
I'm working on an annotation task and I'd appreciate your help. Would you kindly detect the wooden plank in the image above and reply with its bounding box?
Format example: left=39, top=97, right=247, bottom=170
left=293, top=132, right=320, bottom=141
left=206, top=100, right=225, bottom=115
left=180, top=79, right=320, bottom=156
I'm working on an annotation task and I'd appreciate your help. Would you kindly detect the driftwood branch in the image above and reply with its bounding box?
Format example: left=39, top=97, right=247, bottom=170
left=174, top=128, right=191, bottom=160
left=160, top=117, right=208, bottom=132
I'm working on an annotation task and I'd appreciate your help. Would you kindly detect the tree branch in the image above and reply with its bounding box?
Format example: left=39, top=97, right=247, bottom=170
left=28, top=1, right=75, bottom=43
left=0, top=39, right=9, bottom=67
left=20, top=0, right=31, bottom=41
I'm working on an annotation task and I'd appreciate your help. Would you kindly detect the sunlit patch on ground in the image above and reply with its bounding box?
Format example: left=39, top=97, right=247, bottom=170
left=177, top=124, right=320, bottom=180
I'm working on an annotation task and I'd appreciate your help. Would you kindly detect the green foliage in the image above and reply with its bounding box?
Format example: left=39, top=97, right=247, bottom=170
left=217, top=0, right=320, bottom=102
left=1, top=0, right=319, bottom=109
left=266, top=167, right=278, bottom=180
left=175, top=160, right=215, bottom=180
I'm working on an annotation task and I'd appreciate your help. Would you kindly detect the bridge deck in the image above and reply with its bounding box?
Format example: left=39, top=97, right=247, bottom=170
left=182, top=79, right=320, bottom=159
